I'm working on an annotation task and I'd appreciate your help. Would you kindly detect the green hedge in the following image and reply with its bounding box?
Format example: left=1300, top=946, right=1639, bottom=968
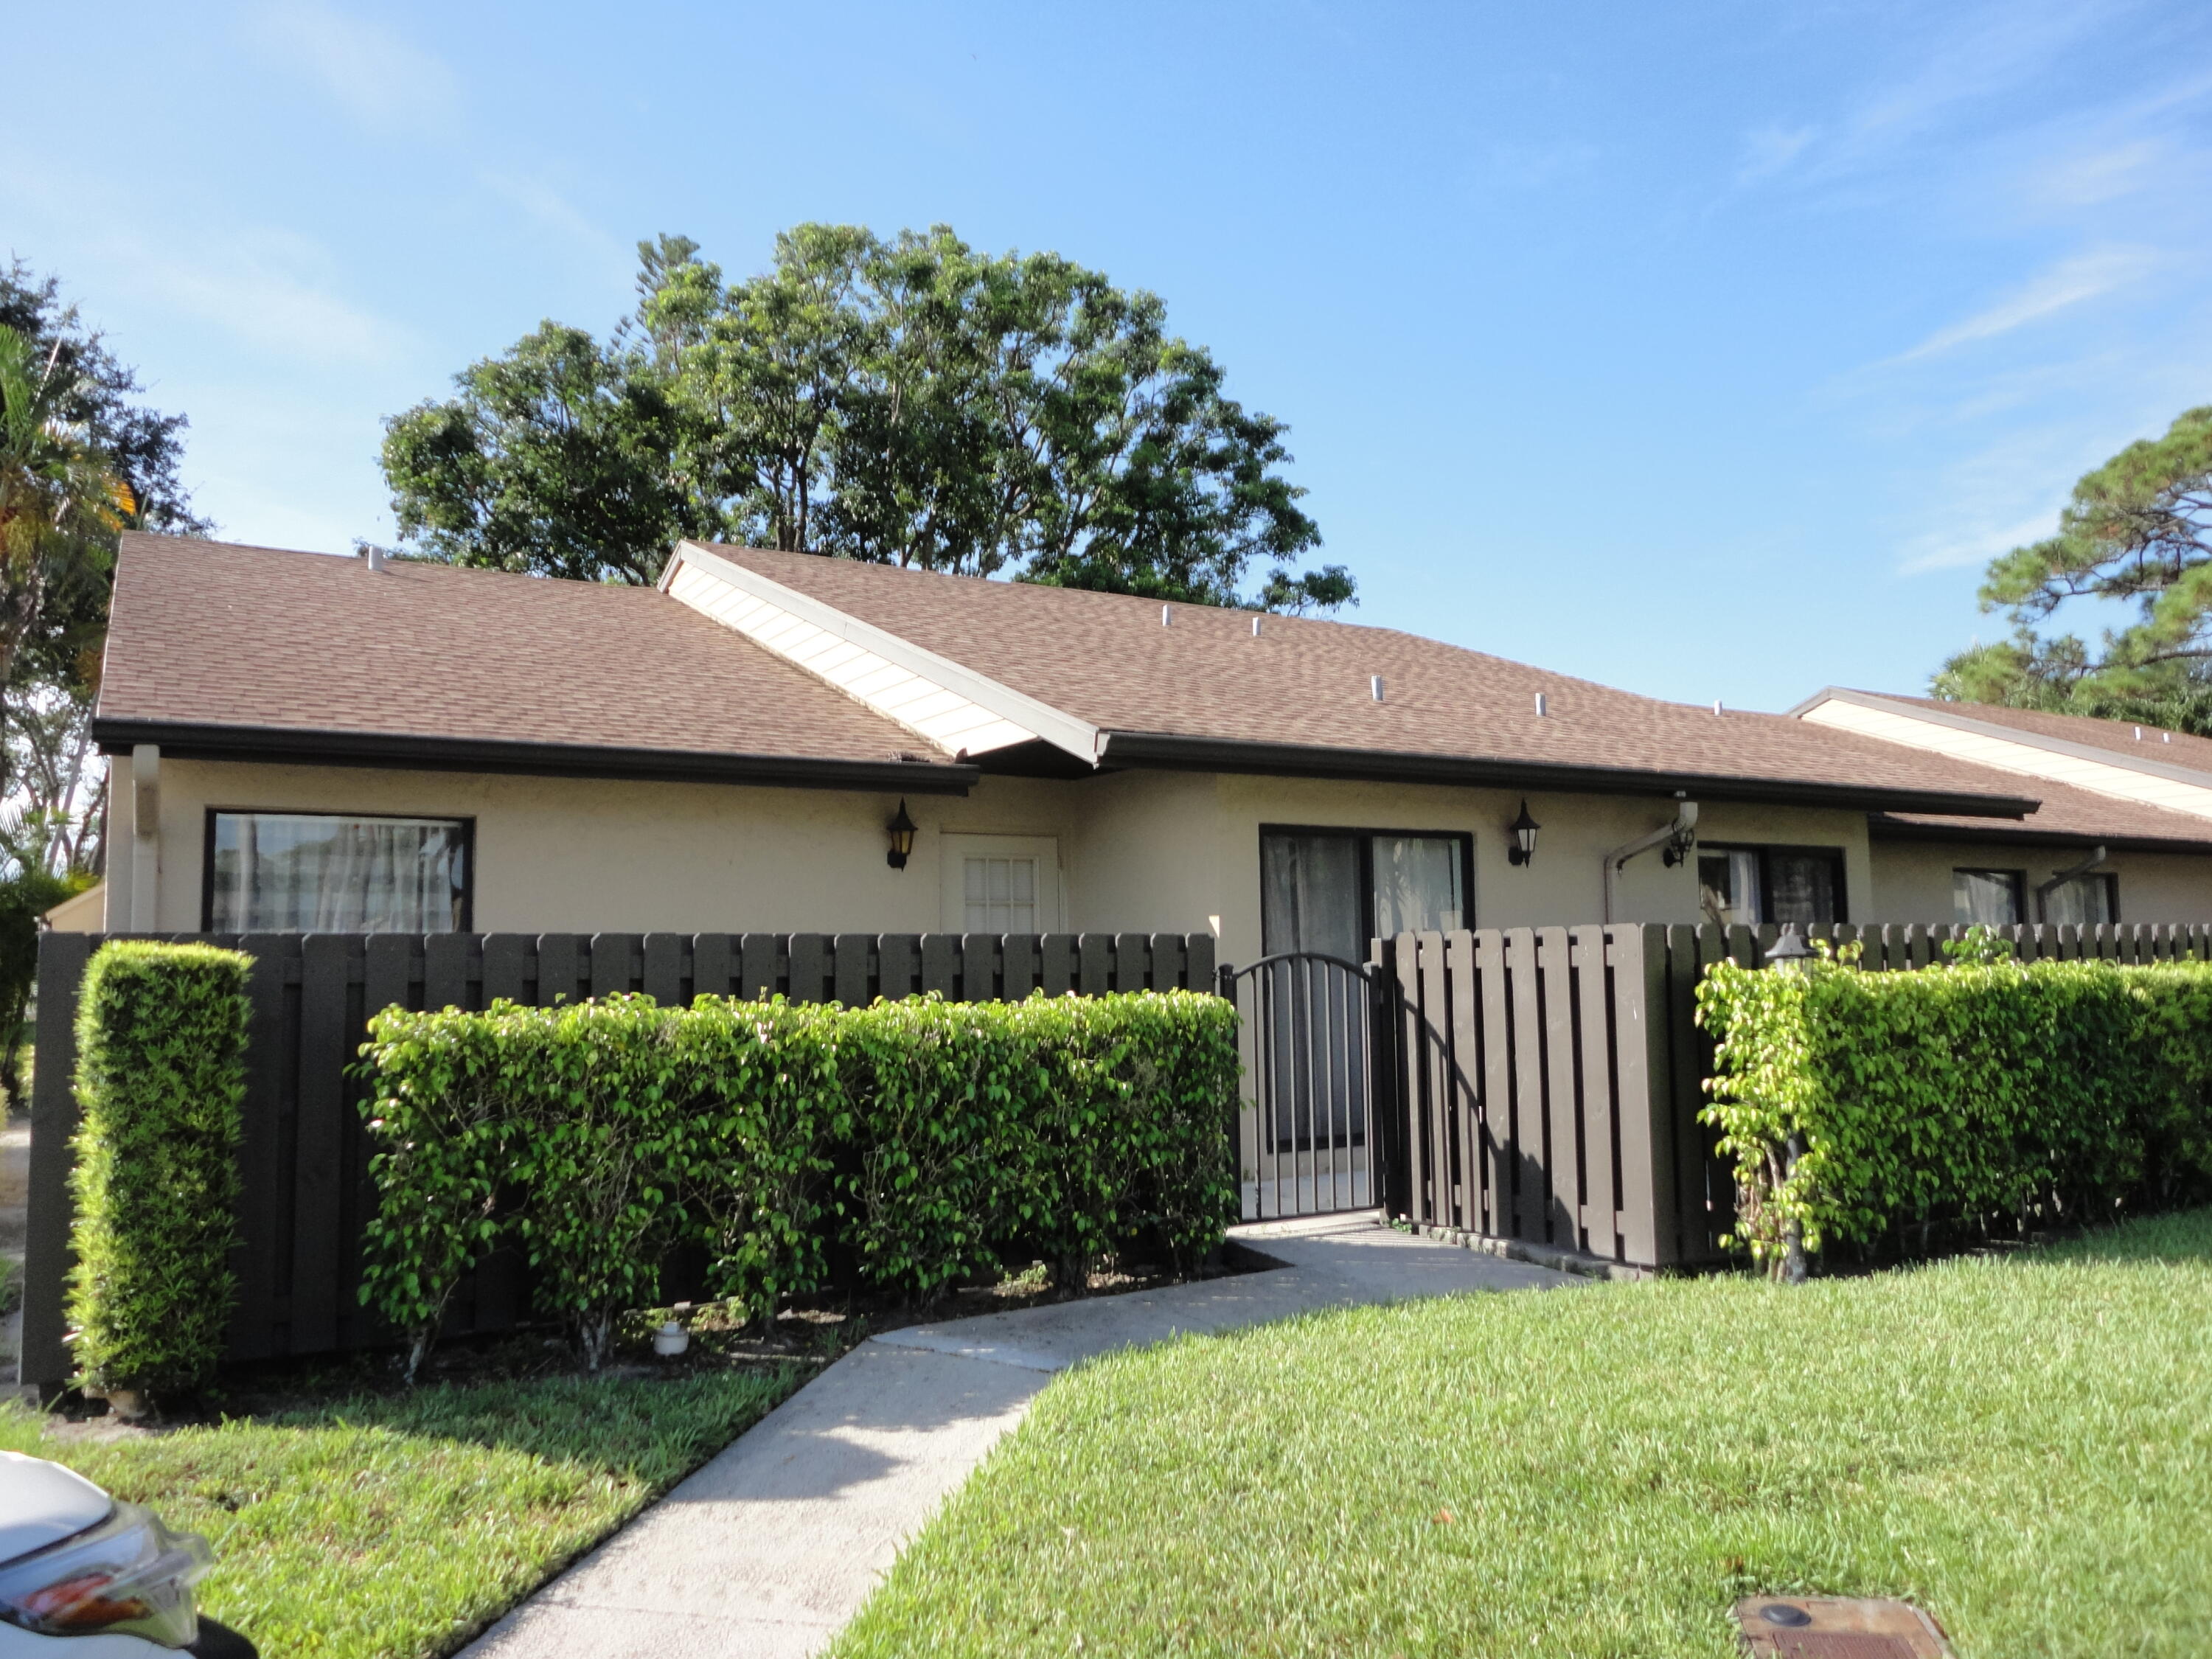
left=358, top=990, right=1239, bottom=1369
left=66, top=941, right=252, bottom=1399
left=1696, top=946, right=2212, bottom=1270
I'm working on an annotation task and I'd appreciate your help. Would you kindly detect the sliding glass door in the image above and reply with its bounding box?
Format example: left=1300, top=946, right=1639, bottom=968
left=1252, top=829, right=1471, bottom=1187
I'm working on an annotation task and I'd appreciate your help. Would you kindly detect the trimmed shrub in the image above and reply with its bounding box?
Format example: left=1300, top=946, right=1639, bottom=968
left=358, top=988, right=1240, bottom=1360
left=1697, top=949, right=2212, bottom=1270
left=66, top=940, right=251, bottom=1400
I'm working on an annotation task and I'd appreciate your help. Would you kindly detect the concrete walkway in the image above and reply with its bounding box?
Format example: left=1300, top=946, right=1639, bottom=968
left=460, top=1214, right=1580, bottom=1659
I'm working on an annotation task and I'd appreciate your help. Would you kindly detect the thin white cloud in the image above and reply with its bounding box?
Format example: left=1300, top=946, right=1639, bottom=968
left=251, top=0, right=460, bottom=134
left=2032, top=139, right=2168, bottom=208
left=477, top=172, right=630, bottom=268
left=1735, top=125, right=1816, bottom=186
left=1899, top=506, right=2059, bottom=574
left=117, top=229, right=416, bottom=369
left=1888, top=246, right=2157, bottom=364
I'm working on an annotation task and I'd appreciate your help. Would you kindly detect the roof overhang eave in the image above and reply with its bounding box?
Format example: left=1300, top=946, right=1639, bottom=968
left=1865, top=813, right=2212, bottom=856
left=1095, top=731, right=2039, bottom=818
left=91, top=719, right=979, bottom=794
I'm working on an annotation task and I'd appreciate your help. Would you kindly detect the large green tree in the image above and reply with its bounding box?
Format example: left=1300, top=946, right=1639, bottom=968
left=383, top=226, right=1352, bottom=611
left=0, top=265, right=201, bottom=880
left=1937, top=406, right=2212, bottom=725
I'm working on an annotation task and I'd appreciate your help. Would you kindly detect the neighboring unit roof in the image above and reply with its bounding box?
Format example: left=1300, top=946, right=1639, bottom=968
left=1794, top=688, right=2212, bottom=782
left=95, top=535, right=973, bottom=791
left=1873, top=774, right=2212, bottom=854
left=690, top=544, right=2042, bottom=817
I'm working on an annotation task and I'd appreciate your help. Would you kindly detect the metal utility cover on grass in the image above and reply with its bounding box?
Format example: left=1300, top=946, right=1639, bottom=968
left=1734, top=1598, right=1955, bottom=1659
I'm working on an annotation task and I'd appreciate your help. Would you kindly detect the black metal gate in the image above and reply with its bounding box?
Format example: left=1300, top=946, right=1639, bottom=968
left=1219, top=953, right=1392, bottom=1220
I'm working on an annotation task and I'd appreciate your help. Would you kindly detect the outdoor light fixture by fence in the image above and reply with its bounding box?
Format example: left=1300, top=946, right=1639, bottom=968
left=1766, top=925, right=1812, bottom=967
left=1507, top=799, right=1541, bottom=866
left=885, top=799, right=917, bottom=869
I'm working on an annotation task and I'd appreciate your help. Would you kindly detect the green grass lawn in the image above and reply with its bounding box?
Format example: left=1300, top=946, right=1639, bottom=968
left=834, top=1212, right=2212, bottom=1659
left=1, top=1366, right=802, bottom=1658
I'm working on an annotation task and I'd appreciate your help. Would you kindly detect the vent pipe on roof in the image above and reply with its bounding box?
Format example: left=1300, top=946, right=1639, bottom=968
left=1534, top=692, right=1546, bottom=717
left=1713, top=700, right=1723, bottom=715
left=1371, top=675, right=1385, bottom=702
left=1252, top=616, right=1262, bottom=637
left=1161, top=605, right=1172, bottom=627
left=366, top=545, right=386, bottom=573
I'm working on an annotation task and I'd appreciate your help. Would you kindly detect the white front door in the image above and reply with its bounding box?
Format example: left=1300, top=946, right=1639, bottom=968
left=939, top=834, right=1063, bottom=933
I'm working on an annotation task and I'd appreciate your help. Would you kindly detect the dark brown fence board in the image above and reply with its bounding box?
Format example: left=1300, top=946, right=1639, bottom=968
left=962, top=934, right=998, bottom=1001
left=1475, top=928, right=1512, bottom=1237
left=1079, top=934, right=1113, bottom=997
left=879, top=934, right=920, bottom=999
left=1573, top=924, right=1619, bottom=1259
left=642, top=933, right=686, bottom=1004
left=1148, top=933, right=1185, bottom=993
left=1537, top=927, right=1580, bottom=1248
left=1005, top=932, right=1041, bottom=994
left=478, top=933, right=529, bottom=1004
left=1608, top=925, right=1669, bottom=1267
left=20, top=933, right=94, bottom=1392
left=1447, top=930, right=1483, bottom=1234
left=738, top=933, right=779, bottom=1000
left=1115, top=933, right=1152, bottom=992
left=1503, top=929, right=1546, bottom=1242
left=1040, top=933, right=1078, bottom=994
left=787, top=935, right=830, bottom=1004
left=834, top=933, right=874, bottom=1006
left=536, top=935, right=580, bottom=1006
left=919, top=933, right=960, bottom=998
left=288, top=935, right=355, bottom=1355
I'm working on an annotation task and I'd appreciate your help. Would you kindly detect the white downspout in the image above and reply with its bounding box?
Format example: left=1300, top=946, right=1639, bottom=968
left=1601, top=800, right=1698, bottom=924
left=129, top=744, right=161, bottom=931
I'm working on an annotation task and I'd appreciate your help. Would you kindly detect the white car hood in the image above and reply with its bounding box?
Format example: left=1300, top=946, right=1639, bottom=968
left=0, top=1452, right=112, bottom=1565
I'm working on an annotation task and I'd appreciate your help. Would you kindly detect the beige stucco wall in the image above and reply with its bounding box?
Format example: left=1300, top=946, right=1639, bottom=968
left=1865, top=836, right=2212, bottom=925
left=116, top=757, right=1095, bottom=935
left=133, top=750, right=2207, bottom=951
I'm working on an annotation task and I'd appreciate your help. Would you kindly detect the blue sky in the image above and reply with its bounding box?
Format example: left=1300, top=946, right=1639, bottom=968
left=7, top=1, right=2210, bottom=710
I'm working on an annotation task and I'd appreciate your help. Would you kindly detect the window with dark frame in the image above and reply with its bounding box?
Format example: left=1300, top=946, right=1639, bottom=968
left=1260, top=827, right=1472, bottom=956
left=204, top=810, right=473, bottom=933
left=2040, top=870, right=2120, bottom=927
left=1953, top=868, right=2025, bottom=926
left=1697, top=844, right=1846, bottom=928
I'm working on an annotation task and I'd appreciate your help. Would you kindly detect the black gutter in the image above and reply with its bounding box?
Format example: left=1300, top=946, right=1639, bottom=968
left=1095, top=731, right=2041, bottom=819
left=1866, top=814, right=2212, bottom=855
left=92, top=720, right=978, bottom=795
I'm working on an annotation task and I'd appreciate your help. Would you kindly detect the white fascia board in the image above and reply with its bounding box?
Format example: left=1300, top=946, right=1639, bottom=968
left=661, top=543, right=1102, bottom=763
left=1798, top=689, right=2212, bottom=821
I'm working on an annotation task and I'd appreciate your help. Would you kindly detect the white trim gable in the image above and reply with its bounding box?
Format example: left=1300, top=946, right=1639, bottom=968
left=1795, top=689, right=2212, bottom=823
left=660, top=543, right=1102, bottom=763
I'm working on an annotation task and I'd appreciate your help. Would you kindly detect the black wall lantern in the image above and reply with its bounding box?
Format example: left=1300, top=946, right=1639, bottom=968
left=1506, top=799, right=1541, bottom=866
left=885, top=799, right=917, bottom=869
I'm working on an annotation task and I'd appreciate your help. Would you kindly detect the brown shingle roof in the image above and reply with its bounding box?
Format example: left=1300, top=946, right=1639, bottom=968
left=95, top=535, right=968, bottom=790
left=696, top=545, right=2044, bottom=815
left=1874, top=776, right=2212, bottom=853
left=1834, top=690, right=2212, bottom=775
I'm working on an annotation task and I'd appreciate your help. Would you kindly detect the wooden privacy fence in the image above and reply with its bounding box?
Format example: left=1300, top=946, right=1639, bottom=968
left=1376, top=919, right=2212, bottom=1273
left=20, top=928, right=1215, bottom=1396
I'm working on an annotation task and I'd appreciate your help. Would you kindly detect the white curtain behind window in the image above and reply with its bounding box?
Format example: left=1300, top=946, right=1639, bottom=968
left=1952, top=869, right=2022, bottom=926
left=211, top=814, right=467, bottom=932
left=1371, top=835, right=1464, bottom=937
left=1261, top=833, right=1362, bottom=958
left=2042, top=874, right=2115, bottom=927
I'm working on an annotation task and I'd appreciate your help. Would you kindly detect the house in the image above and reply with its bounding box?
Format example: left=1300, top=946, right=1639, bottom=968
left=82, top=533, right=2212, bottom=965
